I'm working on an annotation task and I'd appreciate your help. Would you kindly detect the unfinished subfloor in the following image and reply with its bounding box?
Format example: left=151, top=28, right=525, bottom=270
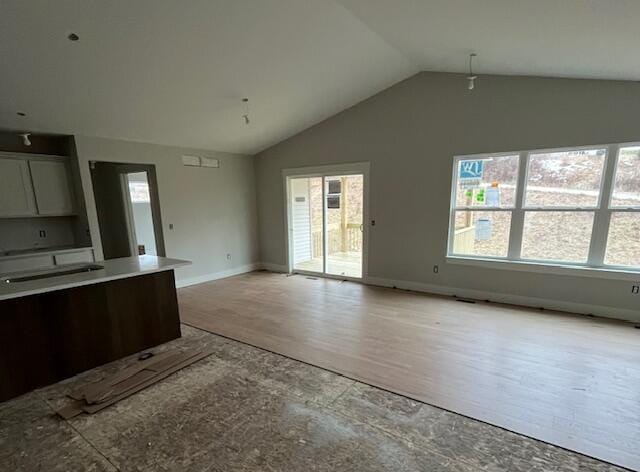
left=0, top=324, right=626, bottom=472
left=179, top=271, right=640, bottom=471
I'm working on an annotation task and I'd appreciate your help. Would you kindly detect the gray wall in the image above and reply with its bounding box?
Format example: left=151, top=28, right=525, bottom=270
left=74, top=136, right=259, bottom=284
left=255, top=72, right=640, bottom=320
left=0, top=217, right=76, bottom=252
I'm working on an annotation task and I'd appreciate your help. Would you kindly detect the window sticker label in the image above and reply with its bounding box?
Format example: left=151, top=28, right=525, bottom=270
left=459, top=160, right=484, bottom=180
left=461, top=179, right=480, bottom=189
left=475, top=218, right=492, bottom=241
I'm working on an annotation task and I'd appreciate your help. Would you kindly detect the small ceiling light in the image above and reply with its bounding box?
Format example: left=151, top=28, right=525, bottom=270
left=19, top=133, right=31, bottom=146
left=16, top=111, right=26, bottom=117
left=467, top=53, right=478, bottom=91
left=242, top=98, right=250, bottom=125
left=67, top=33, right=79, bottom=41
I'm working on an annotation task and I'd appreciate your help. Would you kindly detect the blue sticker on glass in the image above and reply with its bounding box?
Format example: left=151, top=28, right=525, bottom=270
left=459, top=160, right=484, bottom=180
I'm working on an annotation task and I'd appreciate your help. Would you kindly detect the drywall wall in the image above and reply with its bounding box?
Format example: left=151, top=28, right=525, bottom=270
left=74, top=136, right=259, bottom=285
left=0, top=217, right=76, bottom=252
left=255, top=72, right=640, bottom=321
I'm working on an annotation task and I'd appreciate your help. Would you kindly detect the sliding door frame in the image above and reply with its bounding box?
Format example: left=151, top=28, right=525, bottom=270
left=283, top=162, right=370, bottom=282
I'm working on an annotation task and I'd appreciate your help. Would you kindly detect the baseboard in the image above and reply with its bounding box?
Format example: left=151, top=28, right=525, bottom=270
left=260, top=262, right=289, bottom=273
left=175, top=263, right=262, bottom=288
left=365, top=276, right=640, bottom=324
left=181, top=263, right=638, bottom=323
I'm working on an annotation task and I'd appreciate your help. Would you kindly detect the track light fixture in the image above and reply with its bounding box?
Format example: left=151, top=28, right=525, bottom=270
left=19, top=133, right=31, bottom=146
left=467, top=53, right=478, bottom=91
left=242, top=98, right=250, bottom=125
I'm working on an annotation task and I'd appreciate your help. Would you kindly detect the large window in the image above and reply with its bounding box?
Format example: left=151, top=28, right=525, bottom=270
left=447, top=144, right=640, bottom=271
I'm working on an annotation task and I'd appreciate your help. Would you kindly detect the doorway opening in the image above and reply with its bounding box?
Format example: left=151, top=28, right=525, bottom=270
left=123, top=172, right=158, bottom=256
left=287, top=165, right=367, bottom=280
left=90, top=162, right=165, bottom=260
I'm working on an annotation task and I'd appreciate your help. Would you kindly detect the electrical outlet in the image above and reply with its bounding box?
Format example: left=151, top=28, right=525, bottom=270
left=169, top=223, right=174, bottom=230
left=632, top=285, right=639, bottom=294
left=433, top=265, right=439, bottom=274
left=226, top=253, right=232, bottom=260
left=38, top=230, right=46, bottom=238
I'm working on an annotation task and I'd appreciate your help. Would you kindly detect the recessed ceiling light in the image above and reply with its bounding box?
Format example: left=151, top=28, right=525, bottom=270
left=67, top=33, right=79, bottom=41
left=16, top=111, right=26, bottom=117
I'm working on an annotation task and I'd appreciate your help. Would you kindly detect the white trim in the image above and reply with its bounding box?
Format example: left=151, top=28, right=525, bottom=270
left=0, top=151, right=69, bottom=161
left=446, top=255, right=640, bottom=281
left=175, top=263, right=262, bottom=288
left=282, top=162, right=370, bottom=178
left=322, top=175, right=327, bottom=274
left=293, top=268, right=363, bottom=283
left=120, top=173, right=139, bottom=256
left=366, top=275, right=640, bottom=323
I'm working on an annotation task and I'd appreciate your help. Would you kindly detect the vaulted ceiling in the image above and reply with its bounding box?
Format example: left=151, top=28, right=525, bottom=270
left=1, top=1, right=637, bottom=155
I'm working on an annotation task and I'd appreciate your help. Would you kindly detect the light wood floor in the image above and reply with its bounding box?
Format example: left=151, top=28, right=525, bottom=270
left=178, top=271, right=640, bottom=471
left=295, top=251, right=363, bottom=279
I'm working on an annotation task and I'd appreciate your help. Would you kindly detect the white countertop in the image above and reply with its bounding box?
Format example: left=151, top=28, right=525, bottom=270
left=0, top=255, right=190, bottom=301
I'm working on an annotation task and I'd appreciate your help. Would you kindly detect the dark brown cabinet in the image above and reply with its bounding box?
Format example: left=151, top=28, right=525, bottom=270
left=0, top=270, right=181, bottom=402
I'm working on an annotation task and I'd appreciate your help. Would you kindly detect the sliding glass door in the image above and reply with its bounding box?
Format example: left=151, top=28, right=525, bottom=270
left=288, top=173, right=364, bottom=279
left=325, top=175, right=363, bottom=278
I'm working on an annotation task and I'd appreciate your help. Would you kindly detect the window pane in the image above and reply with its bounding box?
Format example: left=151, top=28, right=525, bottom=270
left=524, top=149, right=606, bottom=208
left=604, top=212, right=640, bottom=267
left=521, top=211, right=594, bottom=262
left=455, top=155, right=519, bottom=208
left=453, top=211, right=511, bottom=257
left=291, top=177, right=323, bottom=273
left=611, top=147, right=640, bottom=207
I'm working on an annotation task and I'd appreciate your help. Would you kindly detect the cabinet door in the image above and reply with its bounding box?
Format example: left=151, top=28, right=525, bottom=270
left=0, top=159, right=37, bottom=217
left=29, top=160, right=75, bottom=215
left=0, top=255, right=55, bottom=274
left=54, top=249, right=94, bottom=266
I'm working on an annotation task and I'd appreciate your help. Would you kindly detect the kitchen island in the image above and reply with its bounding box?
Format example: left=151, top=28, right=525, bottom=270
left=0, top=255, right=190, bottom=402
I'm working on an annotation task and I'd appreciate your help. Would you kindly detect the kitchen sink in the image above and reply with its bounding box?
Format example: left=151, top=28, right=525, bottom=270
left=3, top=264, right=104, bottom=284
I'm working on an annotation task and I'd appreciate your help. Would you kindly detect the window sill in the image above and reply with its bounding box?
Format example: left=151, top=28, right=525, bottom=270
left=446, top=256, right=640, bottom=281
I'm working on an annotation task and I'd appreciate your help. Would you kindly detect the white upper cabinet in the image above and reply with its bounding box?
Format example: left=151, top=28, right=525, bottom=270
left=0, top=154, right=76, bottom=218
left=0, top=158, right=37, bottom=217
left=29, top=160, right=75, bottom=216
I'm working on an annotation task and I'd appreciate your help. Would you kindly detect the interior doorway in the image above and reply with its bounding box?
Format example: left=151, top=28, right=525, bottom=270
left=90, top=162, right=165, bottom=259
left=286, top=164, right=367, bottom=280
left=123, top=172, right=158, bottom=256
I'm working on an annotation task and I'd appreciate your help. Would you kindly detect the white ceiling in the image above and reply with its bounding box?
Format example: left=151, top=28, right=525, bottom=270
left=0, top=0, right=415, bottom=154
left=1, top=1, right=638, bottom=155
left=340, top=0, right=640, bottom=81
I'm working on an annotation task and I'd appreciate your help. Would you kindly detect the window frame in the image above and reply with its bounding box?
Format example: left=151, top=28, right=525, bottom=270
left=447, top=151, right=520, bottom=261
left=446, top=142, right=640, bottom=275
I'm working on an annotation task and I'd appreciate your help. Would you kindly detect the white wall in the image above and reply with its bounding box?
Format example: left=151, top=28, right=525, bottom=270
left=131, top=201, right=157, bottom=256
left=74, top=136, right=259, bottom=285
left=255, top=72, right=640, bottom=322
